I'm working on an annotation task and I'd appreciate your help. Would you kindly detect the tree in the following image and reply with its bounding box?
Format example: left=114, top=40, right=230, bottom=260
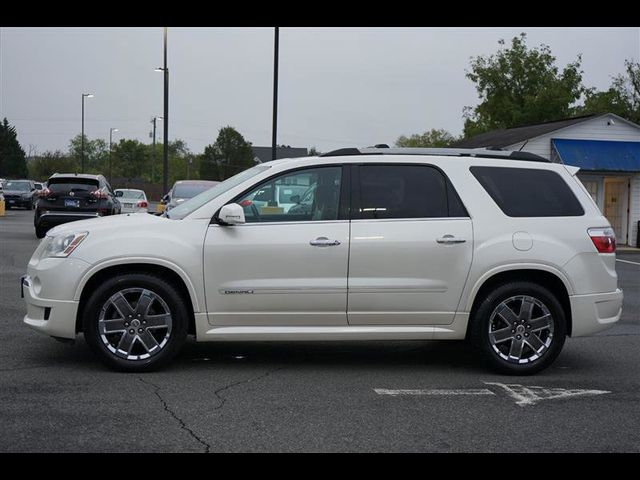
left=28, top=151, right=77, bottom=180
left=463, top=33, right=586, bottom=137
left=0, top=118, right=28, bottom=178
left=68, top=135, right=108, bottom=174
left=395, top=129, right=458, bottom=148
left=199, top=126, right=255, bottom=181
left=579, top=60, right=640, bottom=124
left=110, top=139, right=149, bottom=181
left=308, top=146, right=321, bottom=156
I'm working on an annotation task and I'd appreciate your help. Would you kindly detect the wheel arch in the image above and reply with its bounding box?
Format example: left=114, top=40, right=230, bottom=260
left=465, top=267, right=573, bottom=338
left=75, top=260, right=199, bottom=335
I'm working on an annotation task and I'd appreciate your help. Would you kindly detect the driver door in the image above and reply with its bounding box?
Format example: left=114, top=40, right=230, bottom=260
left=203, top=165, right=350, bottom=326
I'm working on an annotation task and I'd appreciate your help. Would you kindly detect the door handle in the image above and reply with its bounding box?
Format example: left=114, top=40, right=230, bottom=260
left=310, top=237, right=341, bottom=247
left=436, top=235, right=466, bottom=245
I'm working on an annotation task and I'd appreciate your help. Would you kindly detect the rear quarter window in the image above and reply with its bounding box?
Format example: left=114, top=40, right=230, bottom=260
left=470, top=166, right=584, bottom=217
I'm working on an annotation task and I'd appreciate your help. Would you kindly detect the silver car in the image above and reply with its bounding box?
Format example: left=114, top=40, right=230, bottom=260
left=163, top=180, right=219, bottom=212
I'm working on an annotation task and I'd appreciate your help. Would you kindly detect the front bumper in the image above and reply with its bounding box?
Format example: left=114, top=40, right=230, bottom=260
left=5, top=197, right=31, bottom=208
left=22, top=274, right=80, bottom=340
left=570, top=288, right=623, bottom=337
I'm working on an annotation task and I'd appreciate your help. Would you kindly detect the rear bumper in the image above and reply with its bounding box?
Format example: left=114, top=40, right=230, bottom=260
left=570, top=288, right=623, bottom=336
left=21, top=275, right=78, bottom=339
left=35, top=211, right=101, bottom=228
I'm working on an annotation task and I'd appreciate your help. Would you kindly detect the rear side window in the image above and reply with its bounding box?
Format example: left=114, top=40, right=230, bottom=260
left=470, top=166, right=584, bottom=217
left=357, top=165, right=465, bottom=219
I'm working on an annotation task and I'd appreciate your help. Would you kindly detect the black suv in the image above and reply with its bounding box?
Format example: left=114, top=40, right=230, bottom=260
left=2, top=179, right=38, bottom=210
left=34, top=173, right=121, bottom=238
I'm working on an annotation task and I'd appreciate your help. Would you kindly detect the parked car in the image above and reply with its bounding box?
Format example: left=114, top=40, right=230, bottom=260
left=34, top=173, right=121, bottom=238
left=22, top=147, right=622, bottom=374
left=115, top=188, right=149, bottom=214
left=2, top=179, right=38, bottom=210
left=162, top=180, right=220, bottom=212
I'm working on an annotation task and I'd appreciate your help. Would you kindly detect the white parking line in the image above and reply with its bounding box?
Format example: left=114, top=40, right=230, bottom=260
left=616, top=258, right=640, bottom=266
left=374, top=388, right=495, bottom=396
left=483, top=382, right=610, bottom=407
left=375, top=383, right=611, bottom=406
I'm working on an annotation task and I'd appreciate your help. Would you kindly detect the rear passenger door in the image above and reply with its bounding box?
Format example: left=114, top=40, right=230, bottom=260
left=347, top=164, right=473, bottom=325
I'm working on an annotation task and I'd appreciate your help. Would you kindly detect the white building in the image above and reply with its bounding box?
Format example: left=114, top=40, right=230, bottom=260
left=454, top=113, right=640, bottom=246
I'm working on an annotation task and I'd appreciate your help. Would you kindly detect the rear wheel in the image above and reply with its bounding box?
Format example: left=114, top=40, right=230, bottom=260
left=470, top=281, right=566, bottom=375
left=83, top=273, right=188, bottom=372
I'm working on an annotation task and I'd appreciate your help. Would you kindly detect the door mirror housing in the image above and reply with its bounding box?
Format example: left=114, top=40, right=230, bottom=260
left=217, top=203, right=246, bottom=225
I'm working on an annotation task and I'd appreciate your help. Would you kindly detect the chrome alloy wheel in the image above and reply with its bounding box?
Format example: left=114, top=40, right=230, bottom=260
left=98, top=288, right=173, bottom=361
left=488, top=295, right=554, bottom=364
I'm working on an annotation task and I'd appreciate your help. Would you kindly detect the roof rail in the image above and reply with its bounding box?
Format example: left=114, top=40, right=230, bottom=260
left=320, top=146, right=549, bottom=163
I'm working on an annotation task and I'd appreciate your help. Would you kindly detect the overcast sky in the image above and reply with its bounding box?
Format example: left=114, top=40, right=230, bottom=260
left=1, top=27, right=639, bottom=156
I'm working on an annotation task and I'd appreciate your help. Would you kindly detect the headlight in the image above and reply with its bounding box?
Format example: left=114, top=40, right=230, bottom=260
left=43, top=232, right=89, bottom=258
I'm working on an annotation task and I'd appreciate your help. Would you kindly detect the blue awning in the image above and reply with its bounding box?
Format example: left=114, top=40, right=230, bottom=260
left=552, top=138, right=640, bottom=172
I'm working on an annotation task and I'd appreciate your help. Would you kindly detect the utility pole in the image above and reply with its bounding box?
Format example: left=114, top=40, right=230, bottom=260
left=109, top=128, right=118, bottom=184
left=162, top=27, right=169, bottom=194
left=271, top=27, right=279, bottom=161
left=151, top=117, right=161, bottom=183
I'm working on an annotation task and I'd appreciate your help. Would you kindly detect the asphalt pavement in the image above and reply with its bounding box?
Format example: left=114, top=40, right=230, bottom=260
left=1, top=208, right=639, bottom=452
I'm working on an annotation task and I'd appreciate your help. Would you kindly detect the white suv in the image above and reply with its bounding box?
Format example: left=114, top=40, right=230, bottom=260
left=21, top=147, right=623, bottom=374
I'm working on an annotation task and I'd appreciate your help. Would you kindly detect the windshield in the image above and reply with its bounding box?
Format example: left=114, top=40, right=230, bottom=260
left=173, top=183, right=217, bottom=199
left=4, top=181, right=31, bottom=191
left=117, top=189, right=145, bottom=199
left=167, top=165, right=271, bottom=220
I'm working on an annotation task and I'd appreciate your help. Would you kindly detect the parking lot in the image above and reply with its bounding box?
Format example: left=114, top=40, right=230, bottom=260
left=1, top=208, right=639, bottom=452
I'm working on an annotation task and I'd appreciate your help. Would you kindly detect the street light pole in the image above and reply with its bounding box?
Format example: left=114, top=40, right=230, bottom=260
left=81, top=93, right=93, bottom=173
left=109, top=128, right=118, bottom=184
left=271, top=27, right=279, bottom=161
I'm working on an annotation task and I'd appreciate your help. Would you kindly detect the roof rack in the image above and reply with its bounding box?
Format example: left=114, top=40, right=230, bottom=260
left=320, top=146, right=549, bottom=163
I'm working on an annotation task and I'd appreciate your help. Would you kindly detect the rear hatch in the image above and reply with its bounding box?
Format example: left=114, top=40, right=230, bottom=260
left=40, top=177, right=102, bottom=212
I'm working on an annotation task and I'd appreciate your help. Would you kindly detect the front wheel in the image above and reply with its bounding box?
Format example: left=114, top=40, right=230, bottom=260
left=470, top=281, right=567, bottom=375
left=35, top=226, right=47, bottom=238
left=83, top=273, right=188, bottom=372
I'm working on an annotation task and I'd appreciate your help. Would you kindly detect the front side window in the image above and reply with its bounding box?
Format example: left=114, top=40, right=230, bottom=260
left=357, top=165, right=450, bottom=219
left=237, top=167, right=342, bottom=223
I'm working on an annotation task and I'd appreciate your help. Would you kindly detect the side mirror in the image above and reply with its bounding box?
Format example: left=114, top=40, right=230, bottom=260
left=161, top=194, right=170, bottom=204
left=217, top=203, right=246, bottom=225
left=290, top=195, right=300, bottom=204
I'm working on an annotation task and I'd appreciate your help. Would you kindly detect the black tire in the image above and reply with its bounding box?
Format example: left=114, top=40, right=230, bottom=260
left=469, top=281, right=566, bottom=375
left=35, top=226, right=47, bottom=238
left=82, top=272, right=188, bottom=372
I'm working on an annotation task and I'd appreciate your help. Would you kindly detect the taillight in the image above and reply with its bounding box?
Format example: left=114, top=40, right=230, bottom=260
left=239, top=199, right=253, bottom=207
left=137, top=201, right=148, bottom=208
left=91, top=190, right=108, bottom=200
left=588, top=227, right=616, bottom=253
left=38, top=188, right=51, bottom=198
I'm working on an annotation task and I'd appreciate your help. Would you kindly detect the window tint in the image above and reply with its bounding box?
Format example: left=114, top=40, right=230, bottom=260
left=47, top=177, right=99, bottom=192
left=357, top=165, right=448, bottom=219
left=470, top=166, right=584, bottom=217
left=238, top=167, right=342, bottom=223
